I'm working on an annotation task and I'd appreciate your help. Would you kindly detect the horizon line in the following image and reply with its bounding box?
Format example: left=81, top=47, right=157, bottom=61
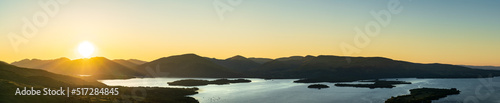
left=6, top=53, right=500, bottom=67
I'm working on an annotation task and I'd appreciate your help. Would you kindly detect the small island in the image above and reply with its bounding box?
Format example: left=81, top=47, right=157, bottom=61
left=307, top=84, right=330, bottom=89
left=168, top=79, right=251, bottom=86
left=385, top=88, right=460, bottom=103
left=335, top=80, right=411, bottom=89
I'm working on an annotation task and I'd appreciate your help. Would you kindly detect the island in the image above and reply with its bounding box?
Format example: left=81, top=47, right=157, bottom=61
left=385, top=88, right=460, bottom=103
left=334, top=80, right=411, bottom=89
left=168, top=79, right=251, bottom=86
left=307, top=84, right=329, bottom=89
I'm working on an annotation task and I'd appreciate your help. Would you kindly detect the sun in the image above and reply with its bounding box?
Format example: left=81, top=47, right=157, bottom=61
left=78, top=41, right=95, bottom=58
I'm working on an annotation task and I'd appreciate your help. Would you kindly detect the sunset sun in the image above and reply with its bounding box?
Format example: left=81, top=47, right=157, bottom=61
left=78, top=41, right=95, bottom=58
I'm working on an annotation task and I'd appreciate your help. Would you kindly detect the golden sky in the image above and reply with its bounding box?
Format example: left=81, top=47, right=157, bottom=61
left=1, top=0, right=499, bottom=66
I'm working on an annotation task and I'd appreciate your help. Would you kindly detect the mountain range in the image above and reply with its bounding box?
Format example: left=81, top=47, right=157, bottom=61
left=11, top=57, right=144, bottom=79
left=10, top=54, right=500, bottom=82
left=137, top=54, right=243, bottom=78
left=253, top=55, right=500, bottom=82
left=207, top=55, right=261, bottom=72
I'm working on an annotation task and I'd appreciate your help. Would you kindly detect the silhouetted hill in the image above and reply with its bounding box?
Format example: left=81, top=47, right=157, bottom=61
left=253, top=55, right=500, bottom=82
left=252, top=55, right=315, bottom=73
left=248, top=57, right=273, bottom=64
left=11, top=57, right=71, bottom=70
left=12, top=54, right=500, bottom=82
left=0, top=60, right=106, bottom=102
left=11, top=57, right=143, bottom=79
left=137, top=54, right=242, bottom=78
left=461, top=65, right=500, bottom=70
left=113, top=59, right=147, bottom=69
left=208, top=55, right=261, bottom=72
left=135, top=54, right=500, bottom=82
left=127, top=59, right=148, bottom=65
left=1, top=60, right=199, bottom=103
left=1, top=61, right=105, bottom=88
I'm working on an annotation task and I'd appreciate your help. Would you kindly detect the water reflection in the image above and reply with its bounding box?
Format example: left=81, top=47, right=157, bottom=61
left=100, top=77, right=500, bottom=103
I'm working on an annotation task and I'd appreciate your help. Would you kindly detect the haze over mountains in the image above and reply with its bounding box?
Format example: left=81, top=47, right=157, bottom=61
left=11, top=57, right=144, bottom=79
left=1, top=61, right=105, bottom=88
left=10, top=53, right=500, bottom=82
left=111, top=59, right=147, bottom=69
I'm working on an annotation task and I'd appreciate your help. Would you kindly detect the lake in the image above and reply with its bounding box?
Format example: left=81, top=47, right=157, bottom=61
left=100, top=77, right=500, bottom=103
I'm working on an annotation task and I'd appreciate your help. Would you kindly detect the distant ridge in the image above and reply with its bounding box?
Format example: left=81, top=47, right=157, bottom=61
left=127, top=59, right=148, bottom=64
left=255, top=55, right=500, bottom=82
left=135, top=54, right=500, bottom=82
left=461, top=65, right=500, bottom=70
left=11, top=54, right=500, bottom=82
left=113, top=59, right=147, bottom=69
left=11, top=57, right=143, bottom=79
left=248, top=57, right=273, bottom=64
left=226, top=55, right=248, bottom=61
left=208, top=55, right=261, bottom=72
left=137, top=54, right=243, bottom=78
left=11, top=57, right=71, bottom=69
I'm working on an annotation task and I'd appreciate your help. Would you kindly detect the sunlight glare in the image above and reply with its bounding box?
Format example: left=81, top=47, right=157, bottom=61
left=78, top=41, right=95, bottom=58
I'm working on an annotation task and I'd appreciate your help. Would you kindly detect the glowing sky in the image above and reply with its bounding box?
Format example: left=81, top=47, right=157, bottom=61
left=1, top=0, right=499, bottom=66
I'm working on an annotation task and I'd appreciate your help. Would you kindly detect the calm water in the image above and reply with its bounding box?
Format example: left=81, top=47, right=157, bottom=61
left=100, top=77, right=500, bottom=103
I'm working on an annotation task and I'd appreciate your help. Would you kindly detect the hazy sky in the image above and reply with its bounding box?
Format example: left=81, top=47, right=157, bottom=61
left=1, top=0, right=499, bottom=66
